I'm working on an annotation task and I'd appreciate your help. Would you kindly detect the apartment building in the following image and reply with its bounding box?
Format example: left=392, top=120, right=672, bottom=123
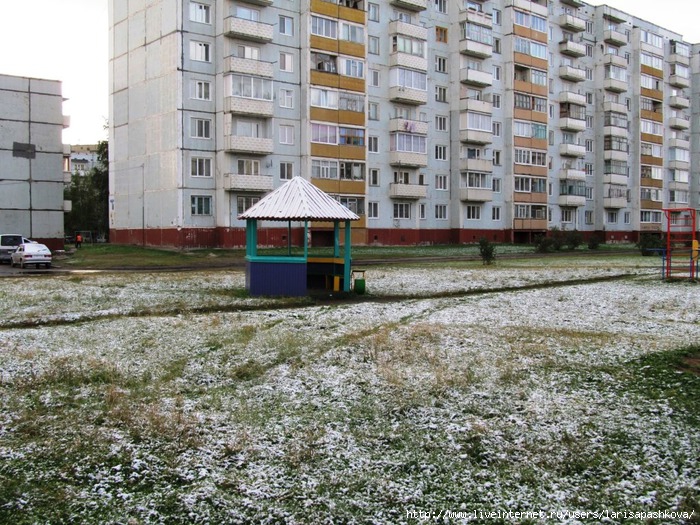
left=108, top=0, right=698, bottom=247
left=0, top=74, right=69, bottom=250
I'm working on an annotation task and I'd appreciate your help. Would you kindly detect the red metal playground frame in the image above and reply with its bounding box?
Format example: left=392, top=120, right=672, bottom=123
left=663, top=208, right=699, bottom=280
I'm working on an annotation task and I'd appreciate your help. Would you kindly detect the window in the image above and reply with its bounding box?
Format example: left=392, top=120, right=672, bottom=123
left=311, top=159, right=338, bottom=179
left=236, top=6, right=259, bottom=21
left=435, top=145, right=448, bottom=161
left=368, top=36, right=380, bottom=55
left=391, top=68, right=427, bottom=90
left=190, top=41, right=211, bottom=62
left=492, top=150, right=501, bottom=166
left=370, top=69, right=380, bottom=87
left=237, top=45, right=259, bottom=60
left=279, top=162, right=293, bottom=180
left=279, top=89, right=294, bottom=108
left=237, top=159, right=260, bottom=175
left=368, top=2, right=379, bottom=22
left=466, top=205, right=481, bottom=220
left=466, top=172, right=491, bottom=189
left=435, top=115, right=447, bottom=132
left=492, top=65, right=501, bottom=81
left=368, top=136, right=378, bottom=153
left=233, top=119, right=263, bottom=138
left=640, top=210, right=662, bottom=223
left=435, top=55, right=447, bottom=73
left=342, top=58, right=365, bottom=78
left=312, top=16, right=338, bottom=38
left=340, top=91, right=366, bottom=113
left=191, top=118, right=211, bottom=138
left=436, top=27, right=448, bottom=43
left=279, top=52, right=294, bottom=72
left=237, top=196, right=260, bottom=215
left=392, top=35, right=425, bottom=57
left=435, top=0, right=447, bottom=13
left=191, top=195, right=212, bottom=216
left=339, top=127, right=365, bottom=146
left=279, top=15, right=294, bottom=35
left=191, top=157, right=212, bottom=177
left=310, top=87, right=338, bottom=109
left=231, top=74, right=273, bottom=100
left=435, top=173, right=448, bottom=190
left=419, top=203, right=426, bottom=220
left=394, top=202, right=411, bottom=219
left=492, top=178, right=501, bottom=193
left=492, top=206, right=501, bottom=221
left=369, top=169, right=379, bottom=186
left=492, top=122, right=501, bottom=137
left=561, top=208, right=575, bottom=223
left=368, top=102, right=379, bottom=120
left=190, top=2, right=211, bottom=24
left=279, top=124, right=294, bottom=145
left=493, top=38, right=501, bottom=54
left=435, top=204, right=448, bottom=220
left=492, top=94, right=501, bottom=109
left=391, top=133, right=426, bottom=154
left=492, top=9, right=501, bottom=25
left=191, top=80, right=211, bottom=100
left=368, top=202, right=378, bottom=219
left=311, top=123, right=337, bottom=144
left=435, top=86, right=448, bottom=102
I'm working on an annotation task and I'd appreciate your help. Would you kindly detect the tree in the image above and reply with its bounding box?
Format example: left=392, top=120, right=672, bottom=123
left=64, top=141, right=109, bottom=241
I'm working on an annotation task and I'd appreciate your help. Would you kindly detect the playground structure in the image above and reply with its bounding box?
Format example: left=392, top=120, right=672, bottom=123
left=661, top=208, right=698, bottom=280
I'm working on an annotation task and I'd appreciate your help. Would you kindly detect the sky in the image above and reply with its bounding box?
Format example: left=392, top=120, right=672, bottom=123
left=0, top=0, right=698, bottom=146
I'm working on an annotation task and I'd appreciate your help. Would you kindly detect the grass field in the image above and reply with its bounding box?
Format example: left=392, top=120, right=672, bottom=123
left=0, top=253, right=698, bottom=524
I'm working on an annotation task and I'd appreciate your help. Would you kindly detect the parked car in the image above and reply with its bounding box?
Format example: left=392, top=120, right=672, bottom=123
left=11, top=243, right=52, bottom=269
left=0, top=234, right=34, bottom=264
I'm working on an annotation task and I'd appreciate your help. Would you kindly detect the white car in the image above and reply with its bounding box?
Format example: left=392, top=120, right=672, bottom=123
left=11, top=243, right=53, bottom=269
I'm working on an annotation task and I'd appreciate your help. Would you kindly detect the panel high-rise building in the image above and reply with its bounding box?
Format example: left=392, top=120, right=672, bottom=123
left=109, top=0, right=697, bottom=247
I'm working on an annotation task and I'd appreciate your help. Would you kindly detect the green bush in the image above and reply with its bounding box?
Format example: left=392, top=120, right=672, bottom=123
left=637, top=233, right=664, bottom=256
left=478, top=238, right=496, bottom=265
left=534, top=235, right=555, bottom=253
left=565, top=230, right=583, bottom=250
left=588, top=235, right=603, bottom=250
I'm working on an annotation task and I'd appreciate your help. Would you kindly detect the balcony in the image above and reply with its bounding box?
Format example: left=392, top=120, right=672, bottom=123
left=389, top=151, right=427, bottom=167
left=223, top=173, right=274, bottom=192
left=389, top=183, right=427, bottom=199
left=669, top=53, right=690, bottom=66
left=389, top=118, right=429, bottom=135
left=604, top=78, right=627, bottom=93
left=559, top=65, right=586, bottom=82
left=460, top=68, right=492, bottom=86
left=559, top=143, right=585, bottom=157
left=558, top=14, right=585, bottom=32
left=560, top=117, right=586, bottom=132
left=512, top=0, right=548, bottom=17
left=460, top=39, right=493, bottom=58
left=669, top=95, right=690, bottom=109
left=669, top=160, right=690, bottom=170
left=461, top=7, right=493, bottom=28
left=603, top=29, right=627, bottom=46
left=603, top=101, right=627, bottom=114
left=225, top=56, right=274, bottom=77
left=604, top=125, right=627, bottom=138
left=559, top=40, right=586, bottom=57
left=224, top=135, right=274, bottom=155
left=225, top=97, right=274, bottom=118
left=558, top=168, right=586, bottom=181
left=460, top=187, right=492, bottom=202
left=224, top=16, right=274, bottom=43
left=558, top=195, right=586, bottom=207
left=389, top=0, right=426, bottom=11
left=389, top=20, right=429, bottom=40
left=669, top=116, right=690, bottom=130
left=389, top=86, right=428, bottom=105
left=460, top=158, right=492, bottom=172
left=604, top=196, right=627, bottom=209
left=243, top=0, right=272, bottom=5
left=604, top=149, right=628, bottom=162
left=560, top=0, right=584, bottom=6
left=604, top=173, right=628, bottom=186
left=559, top=91, right=586, bottom=106
left=459, top=98, right=492, bottom=114
left=390, top=52, right=428, bottom=72
left=460, top=129, right=492, bottom=144
left=604, top=53, right=627, bottom=69
left=669, top=137, right=690, bottom=149
left=670, top=75, right=690, bottom=88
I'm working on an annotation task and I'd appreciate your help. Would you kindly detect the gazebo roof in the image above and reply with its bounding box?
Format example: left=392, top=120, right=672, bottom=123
left=238, top=176, right=360, bottom=221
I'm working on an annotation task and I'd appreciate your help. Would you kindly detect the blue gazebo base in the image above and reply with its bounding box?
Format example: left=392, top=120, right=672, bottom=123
left=246, top=259, right=307, bottom=297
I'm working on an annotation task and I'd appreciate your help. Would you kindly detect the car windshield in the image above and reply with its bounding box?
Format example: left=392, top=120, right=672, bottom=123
left=1, top=236, right=22, bottom=247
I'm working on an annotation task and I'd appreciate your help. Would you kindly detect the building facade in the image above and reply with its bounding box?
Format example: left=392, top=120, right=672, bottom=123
left=0, top=74, right=68, bottom=250
left=108, top=0, right=698, bottom=247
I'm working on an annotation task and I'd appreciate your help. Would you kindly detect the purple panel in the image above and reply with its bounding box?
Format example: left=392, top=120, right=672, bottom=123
left=247, top=261, right=307, bottom=297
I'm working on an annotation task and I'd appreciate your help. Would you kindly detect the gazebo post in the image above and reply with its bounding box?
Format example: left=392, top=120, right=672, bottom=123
left=287, top=221, right=292, bottom=256
left=304, top=220, right=309, bottom=259
left=333, top=221, right=340, bottom=258
left=246, top=219, right=257, bottom=257
left=343, top=219, right=351, bottom=292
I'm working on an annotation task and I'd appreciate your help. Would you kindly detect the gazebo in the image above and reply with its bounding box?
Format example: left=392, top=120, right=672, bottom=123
left=238, top=176, right=360, bottom=296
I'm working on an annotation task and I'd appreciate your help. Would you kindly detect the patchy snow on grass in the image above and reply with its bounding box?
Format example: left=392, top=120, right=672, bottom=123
left=0, top=256, right=698, bottom=523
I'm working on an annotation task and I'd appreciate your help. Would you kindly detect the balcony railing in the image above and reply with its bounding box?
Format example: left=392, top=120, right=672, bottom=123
left=224, top=173, right=274, bottom=192
left=389, top=182, right=427, bottom=198
left=224, top=16, right=274, bottom=42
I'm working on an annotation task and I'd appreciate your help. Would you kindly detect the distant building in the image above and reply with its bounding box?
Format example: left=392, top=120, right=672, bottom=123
left=66, top=144, right=100, bottom=176
left=0, top=74, right=68, bottom=250
left=108, top=0, right=699, bottom=248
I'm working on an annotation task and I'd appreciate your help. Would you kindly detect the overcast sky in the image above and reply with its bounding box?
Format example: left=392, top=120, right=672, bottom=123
left=0, top=0, right=697, bottom=145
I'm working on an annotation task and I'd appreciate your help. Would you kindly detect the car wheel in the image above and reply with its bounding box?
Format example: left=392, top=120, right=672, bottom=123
left=46, top=263, right=52, bottom=269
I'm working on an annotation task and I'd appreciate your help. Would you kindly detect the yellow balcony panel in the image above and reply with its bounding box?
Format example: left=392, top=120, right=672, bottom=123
left=514, top=218, right=548, bottom=230
left=312, top=178, right=366, bottom=195
left=460, top=188, right=492, bottom=202
left=224, top=173, right=274, bottom=192
left=225, top=136, right=273, bottom=155
left=339, top=76, right=365, bottom=93
left=224, top=16, right=274, bottom=42
left=389, top=183, right=427, bottom=199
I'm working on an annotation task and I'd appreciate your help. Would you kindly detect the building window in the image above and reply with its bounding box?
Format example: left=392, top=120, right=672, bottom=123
left=279, top=124, right=294, bottom=145
left=279, top=89, right=294, bottom=108
left=191, top=157, right=212, bottom=177
left=435, top=173, right=448, bottom=190
left=190, top=41, right=211, bottom=62
left=466, top=205, right=481, bottom=220
left=493, top=150, right=501, bottom=166
left=236, top=6, right=259, bottom=21
left=492, top=121, right=501, bottom=137
left=435, top=0, right=447, bottom=13
left=394, top=202, right=411, bottom=219
left=435, top=85, right=448, bottom=102
left=280, top=162, right=293, bottom=180
left=492, top=94, right=501, bottom=109
left=436, top=26, right=448, bottom=43
left=237, top=196, right=260, bottom=215
left=435, top=204, right=448, bottom=220
left=311, top=15, right=338, bottom=38
left=191, top=196, right=212, bottom=216
left=492, top=177, right=501, bottom=193
left=312, top=159, right=338, bottom=179
left=492, top=65, right=501, bottom=81
left=368, top=102, right=379, bottom=120
left=279, top=15, right=294, bottom=35
left=191, top=118, right=211, bottom=139
left=435, top=115, right=447, bottom=131
left=368, top=136, right=378, bottom=153
left=190, top=2, right=211, bottom=24
left=368, top=201, right=378, bottom=219
left=237, top=159, right=260, bottom=176
left=606, top=211, right=618, bottom=224
left=493, top=38, right=501, bottom=54
left=279, top=52, right=294, bottom=72
left=492, top=206, right=500, bottom=221
left=369, top=169, right=379, bottom=186
left=585, top=139, right=593, bottom=152
left=368, top=3, right=379, bottom=22
left=561, top=208, right=575, bottom=223
left=370, top=69, right=380, bottom=87
left=368, top=36, right=380, bottom=55
left=435, top=55, right=447, bottom=73
left=191, top=80, right=211, bottom=101
left=435, top=145, right=448, bottom=161
left=492, top=8, right=501, bottom=25
left=311, top=123, right=337, bottom=144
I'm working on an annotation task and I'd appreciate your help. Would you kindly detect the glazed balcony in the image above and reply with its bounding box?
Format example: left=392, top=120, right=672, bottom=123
left=224, top=16, right=274, bottom=43
left=389, top=182, right=427, bottom=198
left=559, top=40, right=586, bottom=57
left=559, top=65, right=586, bottom=82
left=223, top=173, right=274, bottom=192
left=558, top=14, right=585, bottom=32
